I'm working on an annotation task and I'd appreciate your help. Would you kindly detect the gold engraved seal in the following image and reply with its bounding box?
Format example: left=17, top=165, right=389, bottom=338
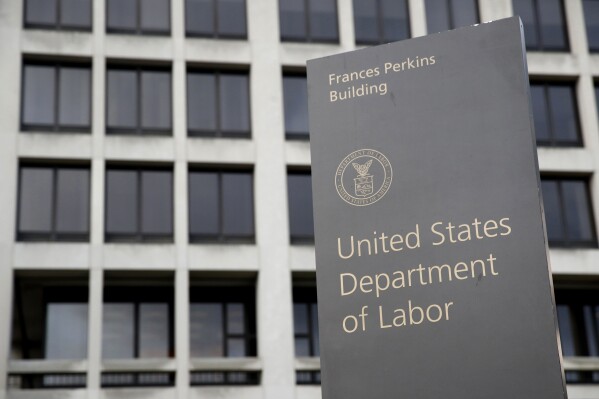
left=335, top=149, right=393, bottom=206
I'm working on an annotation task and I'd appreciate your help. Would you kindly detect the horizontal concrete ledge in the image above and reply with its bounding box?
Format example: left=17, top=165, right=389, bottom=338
left=102, top=359, right=176, bottom=372
left=563, top=356, right=599, bottom=370
left=289, top=246, right=316, bottom=271
left=8, top=359, right=88, bottom=373
left=280, top=42, right=347, bottom=68
left=188, top=244, right=259, bottom=270
left=103, top=244, right=176, bottom=270
left=14, top=243, right=90, bottom=269
left=285, top=141, right=311, bottom=167
left=537, top=147, right=595, bottom=174
left=549, top=248, right=599, bottom=275
left=7, top=389, right=87, bottom=399
left=104, top=136, right=175, bottom=162
left=22, top=30, right=93, bottom=57
left=189, top=357, right=262, bottom=371
left=186, top=138, right=256, bottom=165
left=294, top=357, right=320, bottom=371
left=527, top=52, right=581, bottom=77
left=18, top=133, right=93, bottom=160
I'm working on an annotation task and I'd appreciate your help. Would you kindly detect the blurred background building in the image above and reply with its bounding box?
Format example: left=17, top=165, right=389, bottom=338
left=0, top=0, right=598, bottom=398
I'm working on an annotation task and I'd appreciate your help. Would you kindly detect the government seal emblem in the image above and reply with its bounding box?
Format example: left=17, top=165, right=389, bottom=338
left=335, top=149, right=392, bottom=206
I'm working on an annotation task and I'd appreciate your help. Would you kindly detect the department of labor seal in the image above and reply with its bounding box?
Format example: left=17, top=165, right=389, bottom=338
left=335, top=149, right=393, bottom=206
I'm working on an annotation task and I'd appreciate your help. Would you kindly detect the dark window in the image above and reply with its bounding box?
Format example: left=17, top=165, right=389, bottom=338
left=11, top=274, right=89, bottom=360
left=541, top=178, right=596, bottom=247
left=296, top=371, right=321, bottom=385
left=22, top=62, right=91, bottom=132
left=107, top=66, right=172, bottom=135
left=555, top=288, right=599, bottom=383
left=103, top=282, right=174, bottom=359
left=106, top=0, right=170, bottom=35
left=293, top=285, right=319, bottom=357
left=191, top=371, right=260, bottom=385
left=425, top=0, right=478, bottom=33
left=530, top=82, right=581, bottom=146
left=188, top=170, right=254, bottom=242
left=8, top=373, right=87, bottom=389
left=187, top=70, right=250, bottom=137
left=189, top=285, right=256, bottom=357
left=513, top=0, right=569, bottom=51
left=353, top=0, right=410, bottom=44
left=288, top=172, right=314, bottom=243
left=25, top=0, right=92, bottom=30
left=186, top=0, right=247, bottom=38
left=279, top=0, right=339, bottom=43
left=283, top=74, right=309, bottom=139
left=584, top=0, right=599, bottom=52
left=17, top=165, right=90, bottom=241
left=105, top=167, right=173, bottom=242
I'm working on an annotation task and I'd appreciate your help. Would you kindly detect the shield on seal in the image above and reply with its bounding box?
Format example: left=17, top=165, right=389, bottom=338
left=354, top=175, right=373, bottom=197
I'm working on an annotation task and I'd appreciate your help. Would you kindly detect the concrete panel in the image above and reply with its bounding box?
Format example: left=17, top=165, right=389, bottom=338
left=101, top=388, right=177, bottom=399
left=550, top=248, right=599, bottom=275
left=187, top=245, right=259, bottom=271
left=104, top=136, right=175, bottom=162
left=289, top=246, right=315, bottom=271
left=567, top=385, right=599, bottom=399
left=280, top=44, right=345, bottom=68
left=188, top=386, right=263, bottom=399
left=14, top=243, right=90, bottom=269
left=8, top=360, right=87, bottom=373
left=7, top=389, right=87, bottom=399
left=21, top=30, right=92, bottom=57
left=285, top=142, right=311, bottom=167
left=295, top=386, right=322, bottom=399
left=104, top=36, right=174, bottom=61
left=185, top=40, right=252, bottom=65
left=103, top=244, right=176, bottom=270
left=186, top=138, right=256, bottom=165
left=537, top=148, right=595, bottom=173
left=18, top=133, right=93, bottom=160
left=527, top=53, right=580, bottom=77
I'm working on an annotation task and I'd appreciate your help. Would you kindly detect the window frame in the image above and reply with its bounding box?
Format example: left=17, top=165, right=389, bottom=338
left=104, top=165, right=174, bottom=243
left=21, top=60, right=92, bottom=133
left=185, top=0, right=248, bottom=39
left=541, top=176, right=598, bottom=248
left=531, top=81, right=582, bottom=147
left=279, top=0, right=340, bottom=44
left=103, top=284, right=175, bottom=359
left=287, top=170, right=314, bottom=244
left=514, top=0, right=570, bottom=52
left=189, top=284, right=257, bottom=358
left=293, top=285, right=319, bottom=358
left=282, top=72, right=309, bottom=140
left=106, top=65, right=172, bottom=135
left=186, top=69, right=252, bottom=138
left=16, top=164, right=91, bottom=242
left=105, top=0, right=171, bottom=36
left=23, top=0, right=93, bottom=31
left=425, top=0, right=479, bottom=34
left=354, top=0, right=411, bottom=45
left=188, top=168, right=255, bottom=243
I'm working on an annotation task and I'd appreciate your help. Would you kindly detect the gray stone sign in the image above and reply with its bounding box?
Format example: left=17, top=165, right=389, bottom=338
left=307, top=17, right=567, bottom=399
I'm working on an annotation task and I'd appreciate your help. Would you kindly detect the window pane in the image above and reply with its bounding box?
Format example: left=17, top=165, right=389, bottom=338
left=106, top=170, right=138, bottom=235
left=55, top=168, right=90, bottom=234
left=557, top=305, right=578, bottom=356
left=294, top=303, right=309, bottom=334
left=219, top=0, right=247, bottom=36
left=139, top=303, right=170, bottom=358
left=107, top=0, right=137, bottom=30
left=60, top=0, right=92, bottom=28
left=140, top=0, right=170, bottom=32
left=190, top=304, right=224, bottom=357
left=19, top=167, right=53, bottom=234
left=186, top=0, right=214, bottom=35
left=353, top=0, right=378, bottom=43
left=538, top=0, right=567, bottom=49
left=23, top=65, right=56, bottom=126
left=381, top=0, right=410, bottom=42
left=295, top=337, right=310, bottom=357
left=102, top=304, right=135, bottom=359
left=584, top=0, right=599, bottom=51
left=541, top=180, right=565, bottom=242
left=451, top=0, right=478, bottom=28
left=45, top=303, right=88, bottom=359
left=141, top=170, right=173, bottom=235
left=227, top=338, right=246, bottom=357
left=283, top=76, right=309, bottom=137
left=280, top=0, right=307, bottom=40
left=187, top=73, right=217, bottom=132
left=562, top=181, right=594, bottom=242
left=107, top=70, right=138, bottom=129
left=425, top=0, right=449, bottom=33
left=59, top=67, right=91, bottom=127
left=227, top=303, right=245, bottom=334
left=222, top=173, right=254, bottom=237
left=309, top=0, right=338, bottom=41
left=513, top=0, right=539, bottom=49
left=189, top=172, right=219, bottom=237
left=530, top=85, right=550, bottom=143
left=311, top=303, right=319, bottom=356
left=583, top=305, right=599, bottom=356
left=220, top=74, right=250, bottom=133
left=141, top=71, right=171, bottom=130
left=288, top=174, right=314, bottom=240
left=26, top=0, right=57, bottom=25
left=548, top=85, right=579, bottom=144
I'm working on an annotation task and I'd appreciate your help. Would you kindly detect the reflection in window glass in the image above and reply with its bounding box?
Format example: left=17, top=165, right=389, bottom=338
left=288, top=173, right=314, bottom=243
left=25, top=0, right=91, bottom=29
left=280, top=0, right=338, bottom=42
left=530, top=83, right=580, bottom=146
left=425, top=0, right=478, bottom=34
left=513, top=0, right=568, bottom=51
left=584, top=0, right=599, bottom=51
left=107, top=0, right=170, bottom=34
left=103, top=304, right=135, bottom=359
left=283, top=75, right=309, bottom=139
left=139, top=303, right=169, bottom=358
left=186, top=0, right=247, bottom=37
left=190, top=304, right=224, bottom=357
left=45, top=303, right=89, bottom=359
